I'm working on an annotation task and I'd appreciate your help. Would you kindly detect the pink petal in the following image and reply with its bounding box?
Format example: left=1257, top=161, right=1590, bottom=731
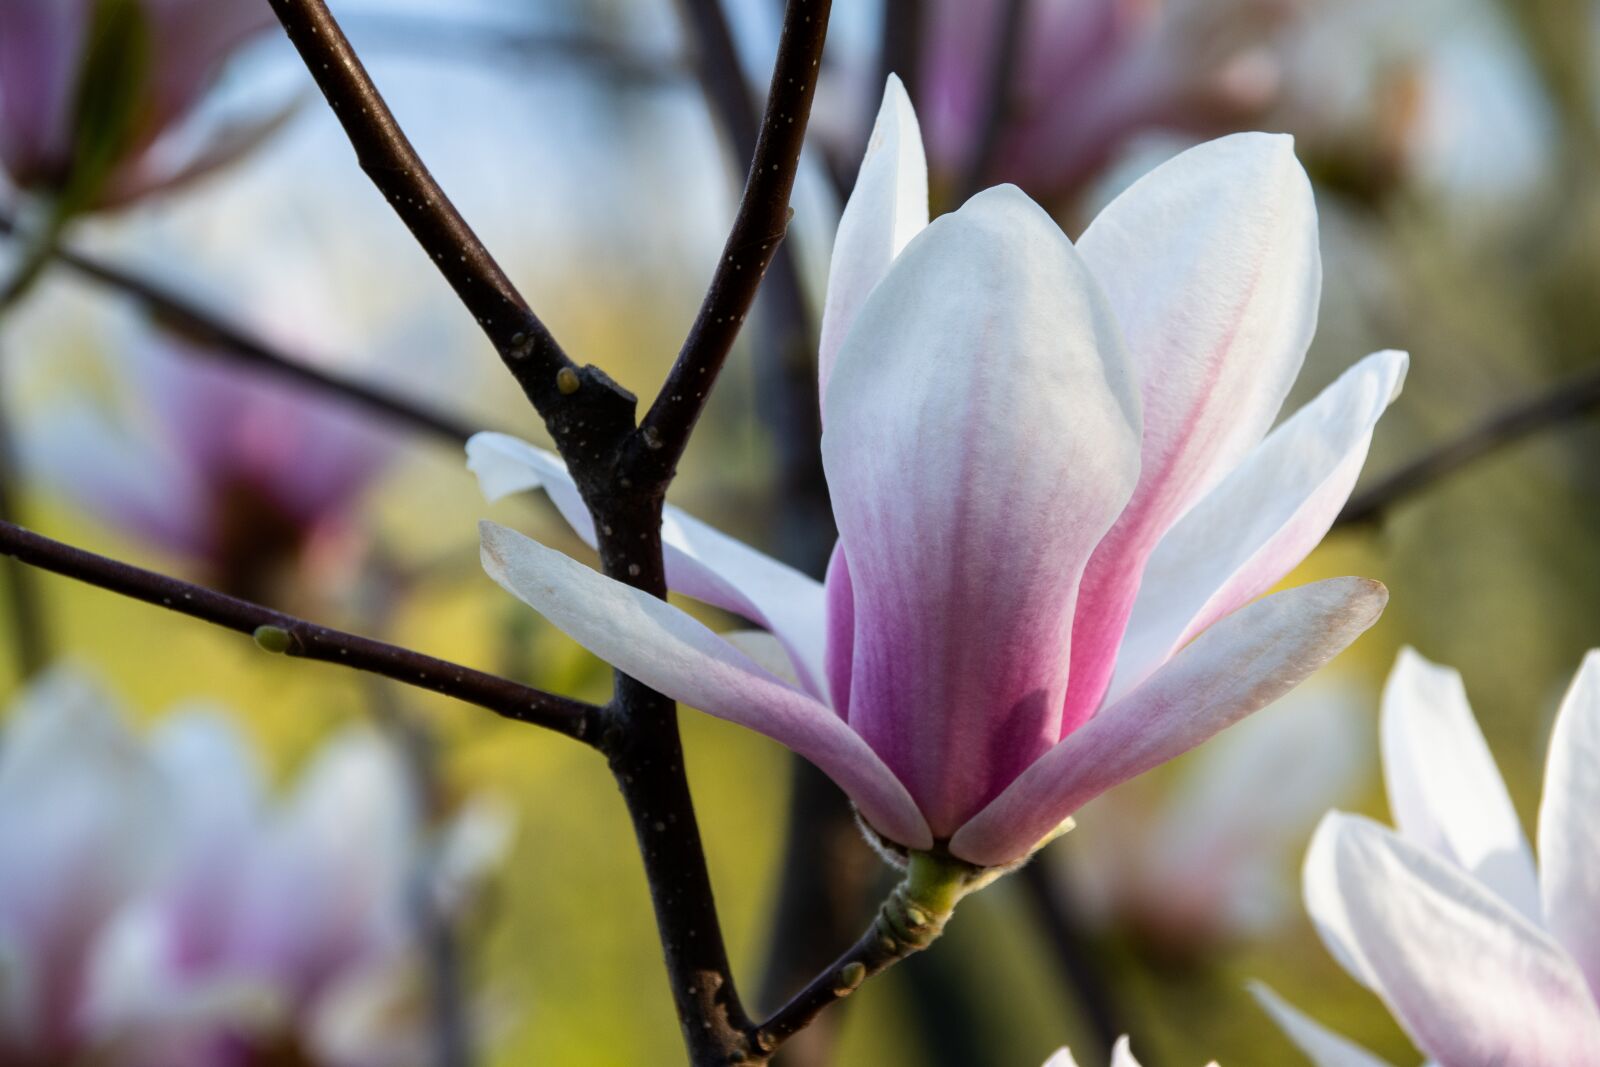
left=479, top=521, right=930, bottom=849
left=468, top=434, right=829, bottom=697
left=817, top=74, right=928, bottom=403
left=1109, top=350, right=1407, bottom=703
left=950, top=577, right=1386, bottom=867
left=1064, top=132, right=1322, bottom=730
left=821, top=184, right=1141, bottom=838
left=1539, top=650, right=1600, bottom=1003
left=1304, top=813, right=1600, bottom=1066
left=1381, top=648, right=1541, bottom=922
left=0, top=0, right=86, bottom=185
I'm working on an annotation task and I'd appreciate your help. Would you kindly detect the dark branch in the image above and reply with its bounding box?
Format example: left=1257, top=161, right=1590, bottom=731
left=635, top=0, right=832, bottom=486
left=0, top=209, right=479, bottom=446
left=0, top=434, right=46, bottom=679
left=1336, top=364, right=1600, bottom=527
left=265, top=0, right=636, bottom=449
left=0, top=519, right=601, bottom=741
left=954, top=0, right=1028, bottom=205
left=1016, top=860, right=1123, bottom=1061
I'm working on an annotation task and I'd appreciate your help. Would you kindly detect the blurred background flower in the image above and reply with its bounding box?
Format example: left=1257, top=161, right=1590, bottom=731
left=0, top=667, right=511, bottom=1067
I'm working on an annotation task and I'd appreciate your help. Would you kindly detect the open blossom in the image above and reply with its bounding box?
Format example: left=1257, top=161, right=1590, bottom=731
left=1058, top=677, right=1366, bottom=955
left=22, top=331, right=389, bottom=600
left=1044, top=1036, right=1216, bottom=1066
left=0, top=0, right=277, bottom=208
left=1254, top=649, right=1600, bottom=1066
left=0, top=668, right=510, bottom=1066
left=471, top=77, right=1397, bottom=868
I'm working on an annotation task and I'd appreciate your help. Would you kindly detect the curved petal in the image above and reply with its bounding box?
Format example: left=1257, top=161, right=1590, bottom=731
left=479, top=522, right=930, bottom=849
left=468, top=433, right=829, bottom=697
left=817, top=73, right=929, bottom=402
left=1110, top=350, right=1408, bottom=702
left=822, top=184, right=1141, bottom=837
left=951, top=577, right=1386, bottom=867
left=1539, top=650, right=1600, bottom=1002
left=1249, top=982, right=1397, bottom=1067
left=1380, top=648, right=1540, bottom=922
left=1304, top=813, right=1600, bottom=1067
left=1065, top=132, right=1322, bottom=730
left=1110, top=1037, right=1144, bottom=1067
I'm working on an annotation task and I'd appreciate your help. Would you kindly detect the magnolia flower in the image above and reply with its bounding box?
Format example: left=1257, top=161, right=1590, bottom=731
left=0, top=0, right=278, bottom=209
left=23, top=330, right=389, bottom=601
left=471, top=78, right=1397, bottom=869
left=1254, top=649, right=1600, bottom=1066
left=917, top=0, right=1297, bottom=202
left=0, top=668, right=510, bottom=1066
left=1057, top=677, right=1366, bottom=955
left=1044, top=1036, right=1215, bottom=1066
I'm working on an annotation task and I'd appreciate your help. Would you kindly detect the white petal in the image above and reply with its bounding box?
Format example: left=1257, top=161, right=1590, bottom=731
left=1380, top=648, right=1541, bottom=922
left=950, top=578, right=1386, bottom=866
left=1304, top=813, right=1600, bottom=1066
left=1078, top=131, right=1320, bottom=502
left=467, top=433, right=829, bottom=697
left=1110, top=350, right=1407, bottom=702
left=1250, top=982, right=1397, bottom=1067
left=817, top=73, right=929, bottom=401
left=479, top=522, right=930, bottom=849
left=1539, top=650, right=1600, bottom=1001
left=1041, top=1050, right=1082, bottom=1067
left=1110, top=1036, right=1143, bottom=1067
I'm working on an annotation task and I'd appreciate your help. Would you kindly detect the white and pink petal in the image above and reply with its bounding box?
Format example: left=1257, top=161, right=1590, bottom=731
left=950, top=577, right=1386, bottom=867
left=821, top=183, right=1141, bottom=838
left=479, top=521, right=929, bottom=849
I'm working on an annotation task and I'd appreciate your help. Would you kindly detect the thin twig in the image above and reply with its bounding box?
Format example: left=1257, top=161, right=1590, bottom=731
left=953, top=0, right=1028, bottom=206
left=635, top=0, right=832, bottom=487
left=0, top=519, right=601, bottom=741
left=345, top=13, right=685, bottom=87
left=0, top=209, right=480, bottom=446
left=0, top=434, right=46, bottom=679
left=264, top=0, right=637, bottom=454
left=1336, top=364, right=1600, bottom=527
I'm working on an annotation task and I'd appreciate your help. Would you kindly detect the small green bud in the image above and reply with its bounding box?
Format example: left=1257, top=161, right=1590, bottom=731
left=252, top=625, right=293, bottom=654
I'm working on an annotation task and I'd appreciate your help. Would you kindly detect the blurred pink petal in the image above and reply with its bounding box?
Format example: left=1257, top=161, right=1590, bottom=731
left=0, top=0, right=274, bottom=208
left=0, top=0, right=87, bottom=188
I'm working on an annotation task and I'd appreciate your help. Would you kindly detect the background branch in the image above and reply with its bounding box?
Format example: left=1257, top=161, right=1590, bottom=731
left=264, top=0, right=636, bottom=452
left=0, top=209, right=481, bottom=446
left=1337, top=363, right=1600, bottom=526
left=0, top=519, right=601, bottom=741
left=636, top=0, right=831, bottom=487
